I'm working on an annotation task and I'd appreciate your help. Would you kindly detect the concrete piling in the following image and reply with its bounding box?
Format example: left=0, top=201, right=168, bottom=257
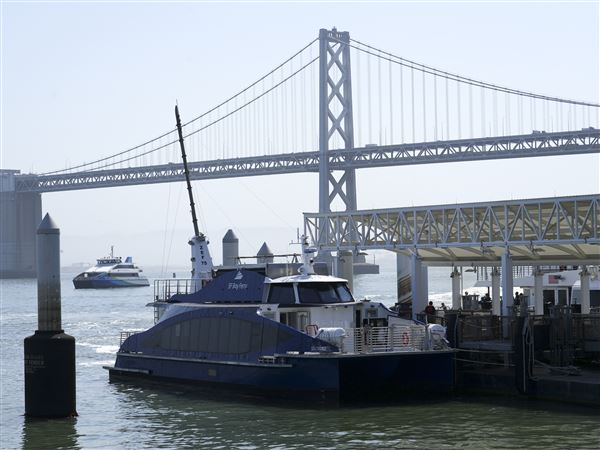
left=450, top=267, right=461, bottom=310
left=24, top=213, right=76, bottom=418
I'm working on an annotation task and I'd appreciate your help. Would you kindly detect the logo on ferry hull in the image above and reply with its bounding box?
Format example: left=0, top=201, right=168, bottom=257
left=228, top=270, right=248, bottom=290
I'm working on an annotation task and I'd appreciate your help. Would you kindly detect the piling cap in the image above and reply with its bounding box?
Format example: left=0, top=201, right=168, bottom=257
left=222, top=229, right=239, bottom=243
left=257, top=242, right=273, bottom=256
left=37, top=213, right=60, bottom=235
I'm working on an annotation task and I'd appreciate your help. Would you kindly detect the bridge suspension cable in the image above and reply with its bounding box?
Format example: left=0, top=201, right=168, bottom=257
left=38, top=30, right=599, bottom=177
left=348, top=36, right=599, bottom=147
left=180, top=38, right=318, bottom=128
left=349, top=37, right=599, bottom=107
left=181, top=55, right=318, bottom=140
left=41, top=38, right=319, bottom=175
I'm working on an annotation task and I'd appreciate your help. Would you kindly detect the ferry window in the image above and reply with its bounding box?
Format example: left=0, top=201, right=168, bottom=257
left=280, top=311, right=310, bottom=331
left=180, top=321, right=191, bottom=350
left=150, top=316, right=266, bottom=355
left=238, top=320, right=252, bottom=353
left=208, top=317, right=220, bottom=350
left=335, top=284, right=353, bottom=302
left=267, top=284, right=296, bottom=304
left=189, top=319, right=200, bottom=351
left=228, top=321, right=241, bottom=353
left=250, top=321, right=263, bottom=352
left=262, top=321, right=278, bottom=349
left=218, top=318, right=230, bottom=353
left=198, top=318, right=210, bottom=351
left=298, top=282, right=352, bottom=304
left=297, top=311, right=309, bottom=331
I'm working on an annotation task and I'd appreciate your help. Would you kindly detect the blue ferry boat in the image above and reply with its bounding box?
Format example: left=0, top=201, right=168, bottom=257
left=106, top=238, right=455, bottom=404
left=73, top=248, right=149, bottom=289
left=105, top=106, right=454, bottom=404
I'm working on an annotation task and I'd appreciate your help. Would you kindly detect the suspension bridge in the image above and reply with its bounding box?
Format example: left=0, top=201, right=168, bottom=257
left=2, top=28, right=599, bottom=281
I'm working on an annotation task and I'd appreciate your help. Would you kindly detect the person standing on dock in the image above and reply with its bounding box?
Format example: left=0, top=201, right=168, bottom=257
left=425, top=301, right=436, bottom=322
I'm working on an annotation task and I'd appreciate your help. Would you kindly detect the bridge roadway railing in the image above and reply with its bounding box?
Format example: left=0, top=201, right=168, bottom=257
left=303, top=194, right=600, bottom=265
left=14, top=129, right=600, bottom=193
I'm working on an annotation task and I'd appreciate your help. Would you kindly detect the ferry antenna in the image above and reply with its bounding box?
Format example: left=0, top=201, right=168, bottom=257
left=175, top=105, right=201, bottom=238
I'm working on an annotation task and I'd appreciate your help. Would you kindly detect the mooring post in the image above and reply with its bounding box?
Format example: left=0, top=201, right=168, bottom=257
left=24, top=213, right=77, bottom=418
left=513, top=316, right=533, bottom=394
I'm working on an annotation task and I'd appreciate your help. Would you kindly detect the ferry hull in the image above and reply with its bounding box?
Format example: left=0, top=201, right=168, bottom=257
left=106, top=350, right=455, bottom=405
left=73, top=278, right=149, bottom=289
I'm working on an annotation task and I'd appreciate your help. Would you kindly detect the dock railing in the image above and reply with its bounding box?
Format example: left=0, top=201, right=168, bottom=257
left=459, top=312, right=505, bottom=341
left=452, top=309, right=600, bottom=367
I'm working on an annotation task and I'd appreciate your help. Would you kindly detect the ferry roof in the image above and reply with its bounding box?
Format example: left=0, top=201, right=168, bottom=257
left=267, top=273, right=348, bottom=284
left=84, top=262, right=139, bottom=273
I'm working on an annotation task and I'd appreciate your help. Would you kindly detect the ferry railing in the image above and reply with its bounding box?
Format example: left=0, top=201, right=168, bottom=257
left=119, top=331, right=135, bottom=346
left=349, top=325, right=427, bottom=354
left=153, top=278, right=195, bottom=302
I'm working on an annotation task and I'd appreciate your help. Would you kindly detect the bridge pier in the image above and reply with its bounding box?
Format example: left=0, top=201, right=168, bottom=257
left=533, top=267, right=544, bottom=315
left=411, top=255, right=429, bottom=320
left=451, top=267, right=462, bottom=310
left=501, top=250, right=514, bottom=317
left=337, top=250, right=354, bottom=293
left=396, top=253, right=429, bottom=320
left=580, top=266, right=591, bottom=314
left=1, top=170, right=41, bottom=278
left=491, top=268, right=501, bottom=315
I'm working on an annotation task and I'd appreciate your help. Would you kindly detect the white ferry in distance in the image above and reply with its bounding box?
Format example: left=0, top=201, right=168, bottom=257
left=73, top=247, right=149, bottom=289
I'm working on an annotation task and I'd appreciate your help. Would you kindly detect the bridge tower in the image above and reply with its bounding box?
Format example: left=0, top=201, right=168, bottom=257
left=317, top=28, right=362, bottom=278
left=0, top=170, right=41, bottom=278
left=318, top=28, right=356, bottom=213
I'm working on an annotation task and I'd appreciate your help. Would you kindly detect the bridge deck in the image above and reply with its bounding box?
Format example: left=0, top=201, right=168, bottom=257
left=12, top=129, right=600, bottom=193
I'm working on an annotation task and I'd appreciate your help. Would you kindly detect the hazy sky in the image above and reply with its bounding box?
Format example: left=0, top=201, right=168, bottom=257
left=2, top=1, right=599, bottom=270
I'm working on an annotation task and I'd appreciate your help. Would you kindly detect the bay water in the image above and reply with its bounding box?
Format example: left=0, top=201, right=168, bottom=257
left=1, top=261, right=599, bottom=449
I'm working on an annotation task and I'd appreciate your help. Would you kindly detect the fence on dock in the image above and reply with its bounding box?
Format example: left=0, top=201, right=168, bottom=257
left=428, top=308, right=600, bottom=368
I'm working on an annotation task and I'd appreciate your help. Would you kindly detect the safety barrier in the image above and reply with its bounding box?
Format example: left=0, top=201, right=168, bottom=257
left=348, top=325, right=427, bottom=353
left=153, top=278, right=196, bottom=302
left=119, top=331, right=135, bottom=346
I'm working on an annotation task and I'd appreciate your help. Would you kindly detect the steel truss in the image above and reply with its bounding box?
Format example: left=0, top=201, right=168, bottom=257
left=304, top=194, right=600, bottom=265
left=14, top=129, right=600, bottom=193
left=319, top=27, right=356, bottom=212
